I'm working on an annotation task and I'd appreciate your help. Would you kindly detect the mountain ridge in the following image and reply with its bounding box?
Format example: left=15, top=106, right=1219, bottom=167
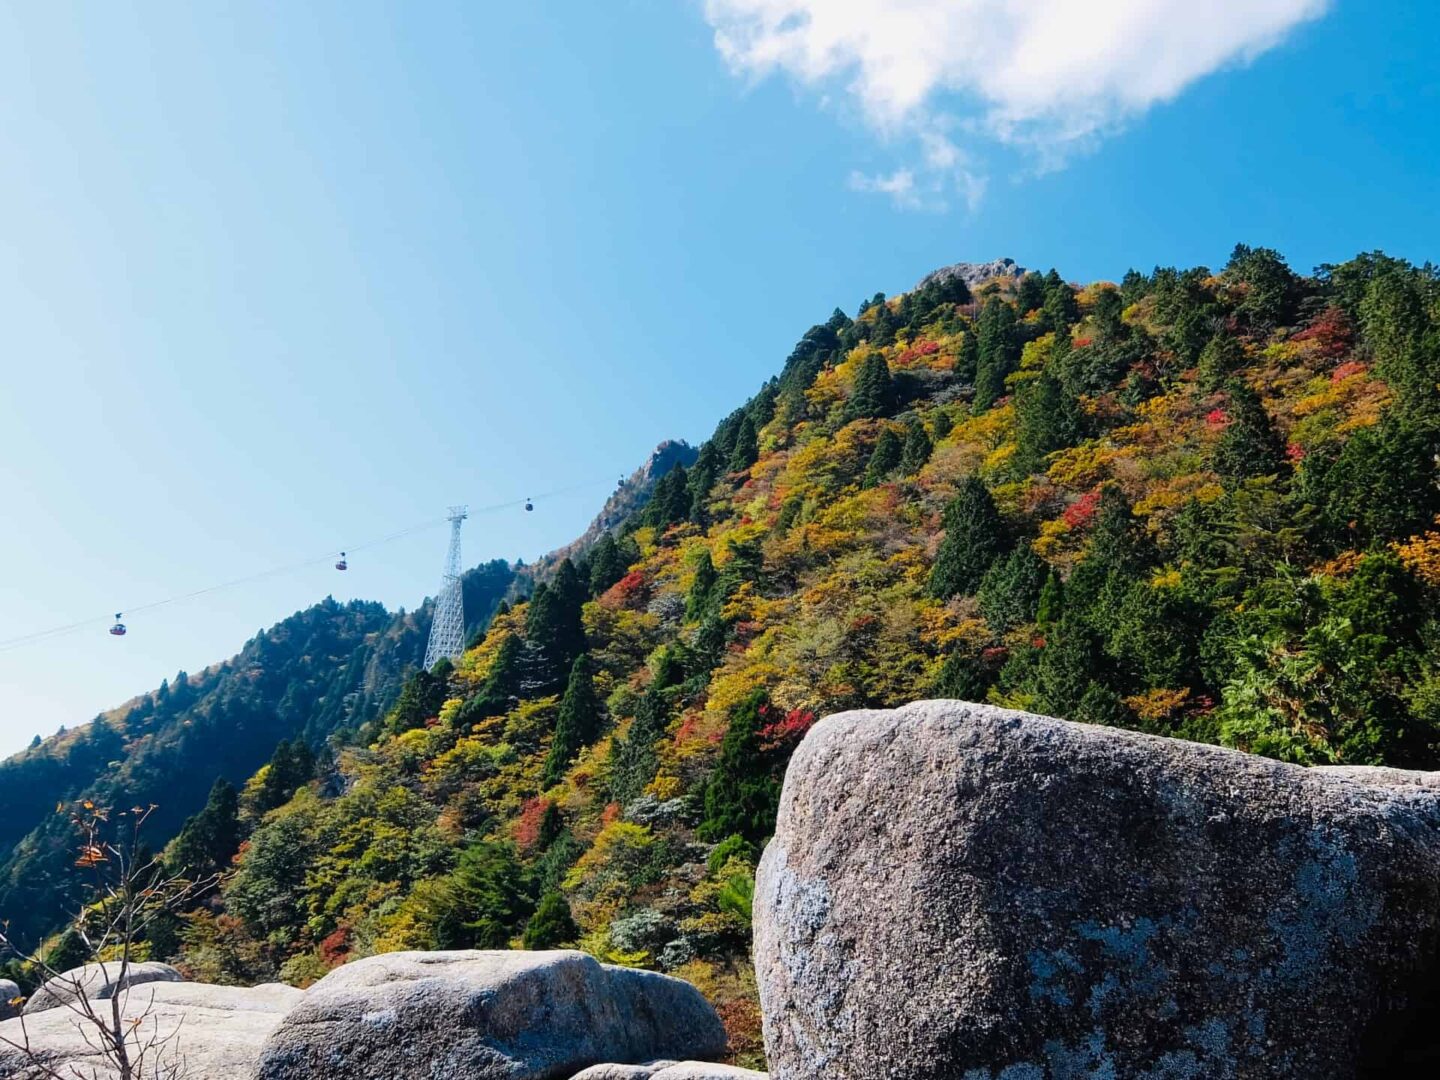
left=6, top=246, right=1440, bottom=1068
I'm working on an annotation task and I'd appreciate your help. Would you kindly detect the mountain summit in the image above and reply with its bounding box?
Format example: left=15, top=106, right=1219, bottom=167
left=914, top=257, right=1025, bottom=292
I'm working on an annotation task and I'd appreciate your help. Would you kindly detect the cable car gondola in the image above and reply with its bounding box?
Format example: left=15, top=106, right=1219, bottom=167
left=525, top=497, right=534, bottom=512
left=335, top=552, right=348, bottom=571
left=109, top=614, right=127, bottom=637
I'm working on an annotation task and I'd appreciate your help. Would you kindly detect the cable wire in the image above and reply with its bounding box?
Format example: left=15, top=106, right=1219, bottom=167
left=0, top=474, right=618, bottom=654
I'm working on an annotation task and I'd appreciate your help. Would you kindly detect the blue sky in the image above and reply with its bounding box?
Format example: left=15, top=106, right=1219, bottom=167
left=0, top=1, right=1436, bottom=754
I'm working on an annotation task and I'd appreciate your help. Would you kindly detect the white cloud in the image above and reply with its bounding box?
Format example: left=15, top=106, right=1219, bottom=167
left=848, top=167, right=926, bottom=209
left=704, top=0, right=1328, bottom=206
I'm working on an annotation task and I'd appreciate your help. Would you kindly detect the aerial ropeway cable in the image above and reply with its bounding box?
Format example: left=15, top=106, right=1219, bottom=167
left=0, top=475, right=615, bottom=653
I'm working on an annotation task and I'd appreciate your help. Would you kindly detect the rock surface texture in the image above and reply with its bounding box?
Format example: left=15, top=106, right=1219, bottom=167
left=0, top=978, right=20, bottom=1021
left=571, top=1064, right=767, bottom=1080
left=22, top=960, right=184, bottom=1015
left=0, top=982, right=299, bottom=1078
left=914, top=258, right=1025, bottom=292
left=252, top=949, right=728, bottom=1080
left=755, top=700, right=1440, bottom=1079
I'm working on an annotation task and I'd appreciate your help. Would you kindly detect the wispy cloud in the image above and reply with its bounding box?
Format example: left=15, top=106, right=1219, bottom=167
left=704, top=0, right=1328, bottom=208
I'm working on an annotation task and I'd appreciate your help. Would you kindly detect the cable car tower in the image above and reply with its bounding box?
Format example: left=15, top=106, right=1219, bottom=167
left=423, top=506, right=468, bottom=671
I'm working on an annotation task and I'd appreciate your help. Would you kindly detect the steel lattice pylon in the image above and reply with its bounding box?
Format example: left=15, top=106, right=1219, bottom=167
left=423, top=506, right=468, bottom=670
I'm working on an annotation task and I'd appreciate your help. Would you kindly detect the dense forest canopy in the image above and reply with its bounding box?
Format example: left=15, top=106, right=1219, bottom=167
left=6, top=247, right=1440, bottom=1065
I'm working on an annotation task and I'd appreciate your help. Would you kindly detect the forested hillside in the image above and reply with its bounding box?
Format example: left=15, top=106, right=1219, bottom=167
left=13, top=247, right=1440, bottom=1066
left=0, top=560, right=515, bottom=948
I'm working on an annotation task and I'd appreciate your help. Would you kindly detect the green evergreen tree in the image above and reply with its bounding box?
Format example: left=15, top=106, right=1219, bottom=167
left=687, top=445, right=720, bottom=523
left=1036, top=570, right=1064, bottom=627
left=651, top=643, right=688, bottom=689
left=1214, top=381, right=1286, bottom=482
left=523, top=891, right=578, bottom=949
left=1106, top=578, right=1205, bottom=692
left=1225, top=243, right=1299, bottom=329
left=861, top=428, right=903, bottom=488
left=644, top=466, right=691, bottom=530
left=1016, top=271, right=1047, bottom=314
left=978, top=545, right=1049, bottom=631
left=899, top=419, right=933, bottom=475
left=1065, top=487, right=1155, bottom=634
left=728, top=415, right=759, bottom=473
left=454, top=632, right=524, bottom=726
left=706, top=833, right=757, bottom=874
left=1014, top=370, right=1084, bottom=474
left=686, top=550, right=718, bottom=621
left=931, top=408, right=954, bottom=440
left=698, top=691, right=779, bottom=844
left=1092, top=286, right=1126, bottom=342
left=588, top=533, right=630, bottom=595
left=1042, top=269, right=1079, bottom=335
left=434, top=842, right=533, bottom=949
left=928, top=475, right=1009, bottom=599
left=973, top=298, right=1019, bottom=412
left=1152, top=265, right=1216, bottom=367
left=935, top=647, right=996, bottom=701
left=376, top=666, right=442, bottom=737
left=845, top=353, right=894, bottom=421
left=1120, top=268, right=1149, bottom=305
left=1360, top=268, right=1439, bottom=418
left=1196, top=334, right=1244, bottom=391
left=536, top=802, right=565, bottom=851
left=955, top=327, right=979, bottom=383
left=168, top=777, right=240, bottom=876
left=525, top=561, right=587, bottom=692
left=690, top=613, right=730, bottom=677
left=1033, top=622, right=1099, bottom=718
left=609, top=686, right=669, bottom=805
left=869, top=301, right=901, bottom=347
left=543, top=655, right=604, bottom=787
left=255, top=738, right=317, bottom=812
left=1074, top=682, right=1128, bottom=727
left=1303, top=417, right=1440, bottom=547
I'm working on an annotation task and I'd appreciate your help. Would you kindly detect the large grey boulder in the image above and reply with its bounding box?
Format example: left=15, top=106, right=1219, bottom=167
left=253, top=949, right=727, bottom=1080
left=23, top=960, right=183, bottom=1015
left=0, top=978, right=20, bottom=1021
left=0, top=981, right=299, bottom=1078
left=572, top=1065, right=767, bottom=1080
left=755, top=700, right=1440, bottom=1079
left=569, top=1065, right=677, bottom=1080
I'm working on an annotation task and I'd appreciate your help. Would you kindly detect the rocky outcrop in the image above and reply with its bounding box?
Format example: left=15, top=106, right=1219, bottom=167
left=22, top=960, right=183, bottom=1015
left=571, top=1064, right=767, bottom=1080
left=0, top=978, right=20, bottom=1021
left=755, top=700, right=1440, bottom=1079
left=536, top=440, right=698, bottom=573
left=0, top=981, right=299, bottom=1079
left=253, top=949, right=727, bottom=1080
left=914, top=258, right=1025, bottom=293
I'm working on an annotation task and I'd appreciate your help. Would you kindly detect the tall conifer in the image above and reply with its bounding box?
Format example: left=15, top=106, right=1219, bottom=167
left=928, top=475, right=1009, bottom=598
left=845, top=353, right=894, bottom=421
left=862, top=428, right=904, bottom=488
left=543, top=655, right=603, bottom=787
left=973, top=298, right=1019, bottom=411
